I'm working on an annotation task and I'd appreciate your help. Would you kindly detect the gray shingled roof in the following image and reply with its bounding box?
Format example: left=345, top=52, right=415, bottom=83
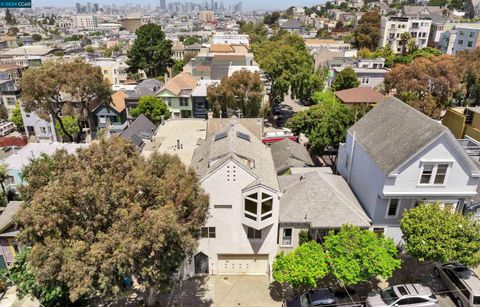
left=279, top=171, right=371, bottom=228
left=349, top=96, right=480, bottom=175
left=191, top=119, right=279, bottom=191
left=120, top=114, right=157, bottom=149
left=280, top=19, right=302, bottom=29
left=270, top=139, right=313, bottom=174
left=0, top=201, right=21, bottom=233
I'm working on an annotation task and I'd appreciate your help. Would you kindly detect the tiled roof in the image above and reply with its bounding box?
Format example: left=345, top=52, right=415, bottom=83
left=159, top=72, right=197, bottom=96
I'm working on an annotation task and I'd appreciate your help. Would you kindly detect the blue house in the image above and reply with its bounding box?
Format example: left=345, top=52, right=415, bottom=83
left=92, top=90, right=128, bottom=134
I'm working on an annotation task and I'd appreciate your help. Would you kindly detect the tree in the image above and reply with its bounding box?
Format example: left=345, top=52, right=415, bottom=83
left=16, top=137, right=209, bottom=304
left=181, top=35, right=201, bottom=46
left=10, top=102, right=24, bottom=131
left=353, top=11, right=380, bottom=50
left=384, top=55, right=461, bottom=118
left=55, top=115, right=80, bottom=140
left=263, top=12, right=280, bottom=25
left=126, top=23, right=174, bottom=78
left=285, top=96, right=354, bottom=158
left=130, top=96, right=170, bottom=124
left=457, top=48, right=480, bottom=105
left=207, top=70, right=264, bottom=117
left=85, top=45, right=95, bottom=53
left=9, top=249, right=72, bottom=306
left=5, top=9, right=17, bottom=25
left=20, top=59, right=111, bottom=142
left=32, top=34, right=42, bottom=42
left=331, top=67, right=360, bottom=91
left=253, top=33, right=313, bottom=108
left=0, top=105, right=8, bottom=120
left=238, top=21, right=268, bottom=44
left=400, top=203, right=480, bottom=266
left=0, top=164, right=9, bottom=205
left=293, top=69, right=328, bottom=102
left=272, top=241, right=329, bottom=288
left=323, top=225, right=401, bottom=285
left=172, top=59, right=185, bottom=76
left=7, top=27, right=19, bottom=36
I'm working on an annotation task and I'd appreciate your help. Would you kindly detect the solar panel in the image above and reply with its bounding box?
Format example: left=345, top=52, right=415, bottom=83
left=214, top=130, right=228, bottom=141
left=237, top=131, right=250, bottom=142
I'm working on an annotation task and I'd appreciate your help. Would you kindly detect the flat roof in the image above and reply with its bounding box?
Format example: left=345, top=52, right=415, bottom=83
left=142, top=119, right=207, bottom=166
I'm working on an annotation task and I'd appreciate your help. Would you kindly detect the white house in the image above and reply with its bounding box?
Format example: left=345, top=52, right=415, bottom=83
left=187, top=120, right=280, bottom=276
left=337, top=97, right=480, bottom=244
left=379, top=16, right=432, bottom=54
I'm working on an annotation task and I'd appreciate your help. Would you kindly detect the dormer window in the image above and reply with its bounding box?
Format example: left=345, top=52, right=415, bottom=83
left=419, top=163, right=450, bottom=185
left=243, top=192, right=274, bottom=222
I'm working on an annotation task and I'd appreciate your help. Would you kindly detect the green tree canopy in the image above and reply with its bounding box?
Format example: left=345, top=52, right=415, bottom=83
left=16, top=137, right=209, bottom=304
left=126, top=23, right=174, bottom=78
left=272, top=241, right=329, bottom=288
left=331, top=67, right=360, bottom=91
left=130, top=96, right=170, bottom=124
left=10, top=102, right=23, bottom=131
left=324, top=225, right=401, bottom=285
left=172, top=59, right=185, bottom=76
left=5, top=9, right=17, bottom=25
left=353, top=11, right=380, bottom=50
left=238, top=21, right=268, bottom=44
left=32, top=34, right=42, bottom=42
left=253, top=33, right=314, bottom=106
left=286, top=96, right=354, bottom=156
left=9, top=249, right=71, bottom=306
left=55, top=115, right=80, bottom=139
left=207, top=70, right=264, bottom=117
left=400, top=203, right=480, bottom=266
left=20, top=59, right=111, bottom=142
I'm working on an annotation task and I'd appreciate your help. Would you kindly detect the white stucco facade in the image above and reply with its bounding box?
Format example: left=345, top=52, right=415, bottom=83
left=184, top=158, right=280, bottom=277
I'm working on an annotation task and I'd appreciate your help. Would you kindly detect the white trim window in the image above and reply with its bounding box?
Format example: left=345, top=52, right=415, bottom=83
left=386, top=199, right=400, bottom=219
left=281, top=228, right=292, bottom=246
left=244, top=191, right=274, bottom=222
left=419, top=163, right=450, bottom=185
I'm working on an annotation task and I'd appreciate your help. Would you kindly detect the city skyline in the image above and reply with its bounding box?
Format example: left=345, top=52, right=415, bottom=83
left=32, top=0, right=322, bottom=11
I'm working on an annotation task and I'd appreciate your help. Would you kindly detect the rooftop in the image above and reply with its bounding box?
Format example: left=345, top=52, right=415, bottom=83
left=3, top=142, right=88, bottom=171
left=334, top=87, right=385, bottom=104
left=348, top=96, right=480, bottom=175
left=278, top=168, right=371, bottom=228
left=142, top=119, right=207, bottom=166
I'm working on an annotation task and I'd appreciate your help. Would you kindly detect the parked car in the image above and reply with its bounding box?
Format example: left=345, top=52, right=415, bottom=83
left=366, top=284, right=439, bottom=307
left=284, top=288, right=361, bottom=307
left=434, top=262, right=480, bottom=307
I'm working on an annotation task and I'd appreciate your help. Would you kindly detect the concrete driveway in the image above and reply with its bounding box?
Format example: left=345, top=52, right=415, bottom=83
left=167, top=275, right=281, bottom=307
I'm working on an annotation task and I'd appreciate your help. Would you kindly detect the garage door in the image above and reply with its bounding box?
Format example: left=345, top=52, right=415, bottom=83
left=217, top=254, right=269, bottom=275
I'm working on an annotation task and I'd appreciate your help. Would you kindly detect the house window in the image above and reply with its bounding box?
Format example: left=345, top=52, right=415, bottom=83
left=420, top=163, right=449, bottom=185
left=420, top=164, right=433, bottom=184
left=180, top=97, right=189, bottom=107
left=386, top=199, right=399, bottom=218
left=362, top=77, right=369, bottom=84
left=247, top=227, right=261, bottom=239
left=282, top=228, right=292, bottom=246
left=165, top=97, right=172, bottom=106
left=468, top=41, right=474, bottom=47
left=458, top=40, right=464, bottom=45
left=201, top=227, right=216, bottom=238
left=243, top=191, right=274, bottom=222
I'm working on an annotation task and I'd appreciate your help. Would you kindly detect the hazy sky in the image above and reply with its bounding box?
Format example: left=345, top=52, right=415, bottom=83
left=32, top=0, right=322, bottom=11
